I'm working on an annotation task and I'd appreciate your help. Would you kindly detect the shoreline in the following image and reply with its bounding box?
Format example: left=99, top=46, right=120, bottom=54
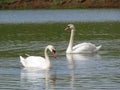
left=0, top=0, right=120, bottom=9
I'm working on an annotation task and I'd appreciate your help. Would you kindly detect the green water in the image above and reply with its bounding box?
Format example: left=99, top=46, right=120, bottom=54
left=0, top=22, right=119, bottom=41
left=0, top=22, right=120, bottom=90
left=0, top=22, right=119, bottom=56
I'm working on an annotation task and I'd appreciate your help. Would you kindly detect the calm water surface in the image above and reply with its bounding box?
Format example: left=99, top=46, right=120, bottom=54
left=0, top=9, right=120, bottom=90
left=0, top=9, right=120, bottom=23
left=0, top=26, right=120, bottom=90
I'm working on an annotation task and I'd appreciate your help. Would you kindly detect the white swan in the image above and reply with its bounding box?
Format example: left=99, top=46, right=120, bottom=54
left=20, top=45, right=56, bottom=69
left=65, top=24, right=102, bottom=54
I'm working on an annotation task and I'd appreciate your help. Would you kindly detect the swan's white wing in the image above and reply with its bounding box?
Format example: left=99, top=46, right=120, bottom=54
left=72, top=42, right=97, bottom=53
left=96, top=45, right=102, bottom=51
left=23, top=56, right=47, bottom=68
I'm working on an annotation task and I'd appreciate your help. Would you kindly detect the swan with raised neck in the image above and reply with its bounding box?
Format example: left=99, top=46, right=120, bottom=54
left=65, top=24, right=102, bottom=54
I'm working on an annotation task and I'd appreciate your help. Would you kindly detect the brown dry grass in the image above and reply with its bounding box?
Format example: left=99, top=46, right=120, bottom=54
left=0, top=0, right=120, bottom=9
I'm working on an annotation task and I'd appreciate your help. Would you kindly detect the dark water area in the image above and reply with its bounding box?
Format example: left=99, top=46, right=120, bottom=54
left=0, top=9, right=120, bottom=90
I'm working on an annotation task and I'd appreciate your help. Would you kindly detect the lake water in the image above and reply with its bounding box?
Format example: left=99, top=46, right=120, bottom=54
left=0, top=9, right=120, bottom=23
left=0, top=9, right=120, bottom=90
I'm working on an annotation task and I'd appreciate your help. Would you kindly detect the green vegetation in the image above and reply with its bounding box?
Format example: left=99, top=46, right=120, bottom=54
left=0, top=0, right=16, bottom=3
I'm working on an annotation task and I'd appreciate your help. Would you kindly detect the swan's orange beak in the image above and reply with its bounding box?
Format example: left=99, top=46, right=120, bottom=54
left=52, top=50, right=56, bottom=58
left=64, top=26, right=70, bottom=30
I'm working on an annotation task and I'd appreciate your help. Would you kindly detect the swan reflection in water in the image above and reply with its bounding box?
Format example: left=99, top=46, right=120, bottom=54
left=20, top=68, right=51, bottom=90
left=66, top=53, right=101, bottom=70
left=66, top=53, right=102, bottom=89
left=66, top=53, right=101, bottom=63
left=20, top=54, right=101, bottom=90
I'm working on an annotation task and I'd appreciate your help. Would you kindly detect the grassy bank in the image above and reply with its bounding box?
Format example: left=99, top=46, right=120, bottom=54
left=0, top=0, right=120, bottom=9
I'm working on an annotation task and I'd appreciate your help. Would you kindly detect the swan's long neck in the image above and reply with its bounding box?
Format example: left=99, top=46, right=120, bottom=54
left=66, top=29, right=75, bottom=53
left=44, top=47, right=50, bottom=67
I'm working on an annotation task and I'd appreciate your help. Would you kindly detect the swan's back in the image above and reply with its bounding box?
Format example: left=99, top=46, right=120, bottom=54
left=20, top=56, right=48, bottom=69
left=72, top=42, right=101, bottom=53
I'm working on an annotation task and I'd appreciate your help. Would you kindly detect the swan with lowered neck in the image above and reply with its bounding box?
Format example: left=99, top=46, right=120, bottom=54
left=20, top=45, right=56, bottom=69
left=65, top=24, right=102, bottom=54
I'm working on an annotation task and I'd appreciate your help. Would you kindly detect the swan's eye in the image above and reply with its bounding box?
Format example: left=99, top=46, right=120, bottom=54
left=52, top=50, right=56, bottom=53
left=65, top=25, right=71, bottom=30
left=67, top=26, right=71, bottom=29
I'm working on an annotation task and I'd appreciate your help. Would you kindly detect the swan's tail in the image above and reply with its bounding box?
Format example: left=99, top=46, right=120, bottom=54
left=25, top=54, right=30, bottom=56
left=96, top=45, right=102, bottom=51
left=20, top=56, right=26, bottom=67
